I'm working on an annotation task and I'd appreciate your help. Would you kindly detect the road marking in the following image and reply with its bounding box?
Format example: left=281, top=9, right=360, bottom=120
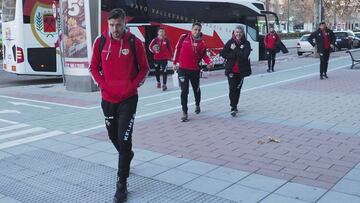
left=0, top=124, right=29, bottom=133
left=0, top=130, right=64, bottom=149
left=0, top=110, right=21, bottom=114
left=72, top=63, right=351, bottom=135
left=9, top=101, right=51, bottom=109
left=0, top=119, right=18, bottom=125
left=0, top=127, right=46, bottom=140
left=0, top=95, right=96, bottom=110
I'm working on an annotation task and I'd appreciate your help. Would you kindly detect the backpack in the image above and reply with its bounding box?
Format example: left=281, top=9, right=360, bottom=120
left=98, top=33, right=139, bottom=72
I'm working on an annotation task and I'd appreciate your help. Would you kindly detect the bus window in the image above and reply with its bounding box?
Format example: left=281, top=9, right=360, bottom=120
left=257, top=16, right=267, bottom=35
left=2, top=0, right=16, bottom=22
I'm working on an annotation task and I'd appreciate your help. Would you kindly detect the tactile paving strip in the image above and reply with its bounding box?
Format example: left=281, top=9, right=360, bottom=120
left=0, top=149, right=235, bottom=203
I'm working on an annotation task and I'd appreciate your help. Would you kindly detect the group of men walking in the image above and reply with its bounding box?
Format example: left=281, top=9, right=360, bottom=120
left=90, top=8, right=336, bottom=203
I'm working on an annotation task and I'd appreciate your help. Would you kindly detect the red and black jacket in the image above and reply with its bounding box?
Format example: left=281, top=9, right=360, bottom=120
left=149, top=37, right=172, bottom=61
left=90, top=31, right=149, bottom=103
left=173, top=33, right=211, bottom=70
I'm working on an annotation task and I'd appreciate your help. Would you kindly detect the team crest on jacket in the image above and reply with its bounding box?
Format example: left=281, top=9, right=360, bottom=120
left=122, top=49, right=129, bottom=55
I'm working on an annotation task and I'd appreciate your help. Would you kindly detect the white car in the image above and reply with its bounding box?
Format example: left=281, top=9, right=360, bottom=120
left=297, top=34, right=315, bottom=56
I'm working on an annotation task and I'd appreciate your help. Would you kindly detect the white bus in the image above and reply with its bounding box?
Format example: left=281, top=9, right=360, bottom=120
left=2, top=0, right=62, bottom=75
left=100, top=0, right=279, bottom=64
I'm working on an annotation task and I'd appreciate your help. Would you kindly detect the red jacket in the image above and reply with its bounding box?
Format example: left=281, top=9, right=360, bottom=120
left=173, top=33, right=211, bottom=70
left=90, top=31, right=149, bottom=103
left=265, top=33, right=279, bottom=50
left=149, top=37, right=172, bottom=60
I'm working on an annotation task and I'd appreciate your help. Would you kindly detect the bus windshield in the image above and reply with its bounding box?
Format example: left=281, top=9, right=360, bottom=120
left=2, top=0, right=16, bottom=22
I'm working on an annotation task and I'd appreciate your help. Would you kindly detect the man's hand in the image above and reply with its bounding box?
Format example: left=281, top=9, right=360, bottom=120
left=172, top=64, right=178, bottom=71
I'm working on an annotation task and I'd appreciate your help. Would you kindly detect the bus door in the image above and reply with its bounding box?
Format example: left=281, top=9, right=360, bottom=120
left=257, top=15, right=268, bottom=60
left=144, top=25, right=160, bottom=72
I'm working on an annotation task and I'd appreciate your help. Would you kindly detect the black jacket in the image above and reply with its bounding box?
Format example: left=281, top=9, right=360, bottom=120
left=308, top=28, right=335, bottom=53
left=220, top=37, right=252, bottom=77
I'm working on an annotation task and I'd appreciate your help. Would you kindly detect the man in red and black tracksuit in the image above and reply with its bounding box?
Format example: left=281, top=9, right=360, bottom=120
left=90, top=8, right=149, bottom=203
left=264, top=26, right=280, bottom=72
left=308, top=22, right=335, bottom=80
left=173, top=22, right=213, bottom=122
left=149, top=28, right=172, bottom=91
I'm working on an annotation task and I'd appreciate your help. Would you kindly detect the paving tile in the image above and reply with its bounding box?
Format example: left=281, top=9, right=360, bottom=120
left=3, top=145, right=37, bottom=155
left=81, top=151, right=117, bottom=164
left=46, top=142, right=79, bottom=153
left=101, top=158, right=117, bottom=169
left=318, top=191, right=360, bottom=203
left=66, top=136, right=99, bottom=147
left=238, top=173, right=287, bottom=192
left=356, top=163, right=360, bottom=169
left=0, top=194, right=4, bottom=199
left=177, top=160, right=219, bottom=175
left=333, top=179, right=360, bottom=196
left=150, top=154, right=190, bottom=168
left=183, top=176, right=233, bottom=195
left=261, top=194, right=310, bottom=203
left=0, top=197, right=22, bottom=203
left=205, top=166, right=250, bottom=183
left=153, top=168, right=199, bottom=186
left=131, top=162, right=170, bottom=178
left=275, top=182, right=327, bottom=202
left=0, top=151, right=12, bottom=160
left=132, top=148, right=164, bottom=162
left=84, top=141, right=114, bottom=151
left=343, top=169, right=360, bottom=182
left=217, top=184, right=269, bottom=202
left=27, top=138, right=60, bottom=148
left=63, top=147, right=98, bottom=158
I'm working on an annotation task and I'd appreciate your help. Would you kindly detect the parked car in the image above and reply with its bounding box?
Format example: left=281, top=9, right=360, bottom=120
left=333, top=30, right=360, bottom=51
left=296, top=34, right=314, bottom=56
left=355, top=32, right=360, bottom=39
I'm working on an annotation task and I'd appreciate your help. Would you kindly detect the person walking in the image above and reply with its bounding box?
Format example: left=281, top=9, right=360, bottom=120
left=264, top=26, right=280, bottom=72
left=308, top=22, right=335, bottom=80
left=220, top=25, right=252, bottom=117
left=90, top=8, right=149, bottom=203
left=172, top=22, right=214, bottom=122
left=149, top=27, right=172, bottom=91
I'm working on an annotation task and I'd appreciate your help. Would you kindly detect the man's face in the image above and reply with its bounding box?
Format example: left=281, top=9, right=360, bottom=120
left=270, top=27, right=275, bottom=33
left=108, top=18, right=126, bottom=39
left=158, top=29, right=165, bottom=38
left=192, top=25, right=201, bottom=38
left=234, top=28, right=243, bottom=39
left=320, top=24, right=326, bottom=30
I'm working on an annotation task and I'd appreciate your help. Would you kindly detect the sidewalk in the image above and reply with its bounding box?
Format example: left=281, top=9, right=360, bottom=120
left=0, top=52, right=359, bottom=202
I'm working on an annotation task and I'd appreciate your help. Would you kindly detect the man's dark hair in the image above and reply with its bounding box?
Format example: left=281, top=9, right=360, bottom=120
left=108, top=8, right=126, bottom=20
left=319, top=22, right=326, bottom=26
left=192, top=22, right=202, bottom=28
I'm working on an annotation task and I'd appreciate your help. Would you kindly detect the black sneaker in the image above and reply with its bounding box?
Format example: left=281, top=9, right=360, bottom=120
left=324, top=73, right=328, bottom=79
left=320, top=75, right=324, bottom=80
left=181, top=112, right=188, bottom=122
left=230, top=107, right=238, bottom=117
left=113, top=180, right=128, bottom=203
left=267, top=69, right=271, bottom=73
left=195, top=105, right=201, bottom=114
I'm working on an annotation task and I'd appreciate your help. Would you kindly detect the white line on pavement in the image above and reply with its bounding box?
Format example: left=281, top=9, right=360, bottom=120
left=0, top=95, right=96, bottom=110
left=72, top=63, right=350, bottom=135
left=138, top=55, right=349, bottom=100
left=0, top=130, right=64, bottom=149
left=0, top=127, right=46, bottom=140
left=0, top=124, right=29, bottom=133
left=0, top=119, right=19, bottom=125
